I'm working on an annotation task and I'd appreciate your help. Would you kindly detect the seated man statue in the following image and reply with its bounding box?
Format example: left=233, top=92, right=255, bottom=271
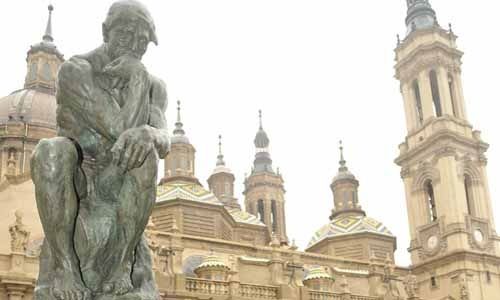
left=31, top=1, right=169, bottom=299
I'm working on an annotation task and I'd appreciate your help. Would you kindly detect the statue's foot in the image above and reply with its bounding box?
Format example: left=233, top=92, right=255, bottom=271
left=102, top=274, right=133, bottom=296
left=52, top=276, right=91, bottom=300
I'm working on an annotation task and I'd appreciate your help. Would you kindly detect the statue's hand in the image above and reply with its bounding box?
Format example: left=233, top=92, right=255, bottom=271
left=103, top=54, right=147, bottom=81
left=111, top=126, right=155, bottom=171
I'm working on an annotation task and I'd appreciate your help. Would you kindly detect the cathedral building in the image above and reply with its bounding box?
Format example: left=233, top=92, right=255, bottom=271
left=0, top=1, right=499, bottom=300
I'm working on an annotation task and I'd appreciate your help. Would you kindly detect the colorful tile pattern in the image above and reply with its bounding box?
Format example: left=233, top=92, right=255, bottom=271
left=308, top=215, right=393, bottom=248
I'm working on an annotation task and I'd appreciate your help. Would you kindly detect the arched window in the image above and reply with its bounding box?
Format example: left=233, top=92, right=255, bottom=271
left=448, top=74, right=458, bottom=117
left=257, top=199, right=265, bottom=223
left=464, top=175, right=475, bottom=216
left=429, top=70, right=443, bottom=117
left=271, top=200, right=278, bottom=233
left=425, top=180, right=438, bottom=222
left=412, top=80, right=424, bottom=124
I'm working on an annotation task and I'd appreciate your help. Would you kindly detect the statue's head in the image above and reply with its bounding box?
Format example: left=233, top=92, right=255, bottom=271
left=102, top=0, right=157, bottom=61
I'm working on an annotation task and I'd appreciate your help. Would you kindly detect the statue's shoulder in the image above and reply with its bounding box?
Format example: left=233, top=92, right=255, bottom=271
left=149, top=74, right=167, bottom=108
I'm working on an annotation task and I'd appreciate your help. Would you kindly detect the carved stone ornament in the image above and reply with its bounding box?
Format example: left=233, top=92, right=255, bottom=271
left=9, top=210, right=30, bottom=253
left=404, top=271, right=418, bottom=298
left=417, top=219, right=447, bottom=259
left=466, top=216, right=493, bottom=252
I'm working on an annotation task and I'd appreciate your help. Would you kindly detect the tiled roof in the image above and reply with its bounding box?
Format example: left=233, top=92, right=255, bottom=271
left=225, top=207, right=265, bottom=226
left=308, top=215, right=393, bottom=248
left=156, top=181, right=222, bottom=205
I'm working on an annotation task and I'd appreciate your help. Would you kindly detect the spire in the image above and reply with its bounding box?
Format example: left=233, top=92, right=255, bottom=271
left=405, top=0, right=438, bottom=35
left=43, top=4, right=54, bottom=42
left=252, top=110, right=273, bottom=174
left=254, top=110, right=270, bottom=149
left=172, top=100, right=189, bottom=144
left=334, top=140, right=355, bottom=181
left=259, top=109, right=263, bottom=130
left=216, top=134, right=225, bottom=166
left=338, top=140, right=348, bottom=172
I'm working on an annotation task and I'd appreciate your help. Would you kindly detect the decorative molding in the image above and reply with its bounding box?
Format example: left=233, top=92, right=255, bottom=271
left=417, top=218, right=447, bottom=260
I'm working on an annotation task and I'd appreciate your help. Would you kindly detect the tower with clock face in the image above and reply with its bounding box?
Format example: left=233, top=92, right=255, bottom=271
left=394, top=1, right=500, bottom=299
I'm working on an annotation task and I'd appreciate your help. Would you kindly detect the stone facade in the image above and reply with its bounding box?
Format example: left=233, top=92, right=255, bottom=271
left=1, top=2, right=500, bottom=300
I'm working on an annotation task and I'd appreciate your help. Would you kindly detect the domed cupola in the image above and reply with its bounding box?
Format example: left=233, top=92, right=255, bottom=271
left=194, top=251, right=231, bottom=281
left=330, top=141, right=364, bottom=219
left=303, top=266, right=335, bottom=292
left=306, top=142, right=396, bottom=263
left=0, top=5, right=63, bottom=181
left=24, top=4, right=64, bottom=93
left=207, top=135, right=239, bottom=209
left=162, top=101, right=198, bottom=184
left=405, top=0, right=438, bottom=35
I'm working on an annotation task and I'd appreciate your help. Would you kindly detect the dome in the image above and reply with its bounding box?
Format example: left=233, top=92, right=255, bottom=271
left=195, top=254, right=230, bottom=272
left=254, top=128, right=270, bottom=148
left=0, top=88, right=57, bottom=128
left=304, top=267, right=334, bottom=282
left=171, top=134, right=190, bottom=144
left=28, top=40, right=64, bottom=61
left=308, top=214, right=393, bottom=248
left=332, top=169, right=356, bottom=182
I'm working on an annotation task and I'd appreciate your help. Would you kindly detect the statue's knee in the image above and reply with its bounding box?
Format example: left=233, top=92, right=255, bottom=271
left=31, top=137, right=79, bottom=180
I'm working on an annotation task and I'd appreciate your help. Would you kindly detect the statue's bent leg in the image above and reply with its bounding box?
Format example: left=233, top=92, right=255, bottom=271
left=103, top=150, right=159, bottom=295
left=31, top=137, right=91, bottom=300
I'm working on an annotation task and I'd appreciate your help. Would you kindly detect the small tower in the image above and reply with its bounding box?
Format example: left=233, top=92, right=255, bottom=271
left=244, top=111, right=288, bottom=244
left=330, top=141, right=364, bottom=219
left=395, top=1, right=500, bottom=299
left=207, top=135, right=239, bottom=209
left=25, top=4, right=64, bottom=94
left=0, top=5, right=63, bottom=181
left=161, top=101, right=198, bottom=184
left=306, top=143, right=395, bottom=262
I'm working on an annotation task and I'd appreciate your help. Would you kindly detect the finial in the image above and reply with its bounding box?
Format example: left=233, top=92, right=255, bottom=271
left=258, top=109, right=263, bottom=130
left=176, top=100, right=181, bottom=123
left=448, top=23, right=453, bottom=34
left=218, top=134, right=222, bottom=155
left=339, top=140, right=347, bottom=169
left=216, top=134, right=225, bottom=166
left=397, top=34, right=401, bottom=45
left=43, top=4, right=54, bottom=42
left=173, top=100, right=186, bottom=137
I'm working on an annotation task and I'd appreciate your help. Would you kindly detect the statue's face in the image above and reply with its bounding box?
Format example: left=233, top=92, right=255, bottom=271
left=105, top=20, right=151, bottom=61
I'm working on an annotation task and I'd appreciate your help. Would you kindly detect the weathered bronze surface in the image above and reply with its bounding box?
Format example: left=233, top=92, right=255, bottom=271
left=31, top=1, right=168, bottom=299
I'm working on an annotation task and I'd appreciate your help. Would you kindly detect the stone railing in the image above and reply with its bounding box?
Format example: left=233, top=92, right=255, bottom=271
left=239, top=283, right=279, bottom=299
left=350, top=295, right=379, bottom=300
left=309, top=290, right=342, bottom=300
left=309, top=291, right=379, bottom=300
left=185, top=277, right=229, bottom=295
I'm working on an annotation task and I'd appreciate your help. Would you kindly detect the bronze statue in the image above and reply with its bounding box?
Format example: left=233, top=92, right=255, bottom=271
left=31, top=1, right=168, bottom=299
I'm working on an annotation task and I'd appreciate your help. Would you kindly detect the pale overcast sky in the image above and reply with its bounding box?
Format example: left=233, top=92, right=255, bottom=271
left=1, top=1, right=499, bottom=266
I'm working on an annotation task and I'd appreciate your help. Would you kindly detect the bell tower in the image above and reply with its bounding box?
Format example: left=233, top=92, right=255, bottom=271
left=244, top=111, right=288, bottom=244
left=395, top=1, right=500, bottom=299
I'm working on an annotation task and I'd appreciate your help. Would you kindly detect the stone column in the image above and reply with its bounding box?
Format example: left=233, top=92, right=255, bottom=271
left=437, top=66, right=454, bottom=116
left=418, top=70, right=436, bottom=120
left=3, top=283, right=28, bottom=300
left=401, top=82, right=417, bottom=131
